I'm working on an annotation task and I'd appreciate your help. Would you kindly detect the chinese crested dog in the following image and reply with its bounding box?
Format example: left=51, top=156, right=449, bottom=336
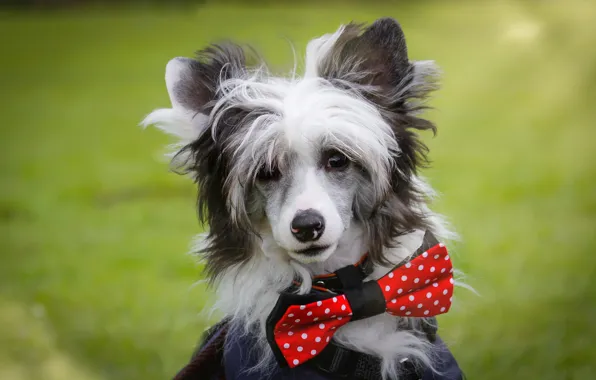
left=143, top=17, right=462, bottom=380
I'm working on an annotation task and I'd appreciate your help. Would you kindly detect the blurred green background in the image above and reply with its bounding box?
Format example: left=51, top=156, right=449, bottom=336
left=1, top=0, right=595, bottom=379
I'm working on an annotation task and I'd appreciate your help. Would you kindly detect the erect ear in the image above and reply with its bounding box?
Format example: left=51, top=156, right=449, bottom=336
left=165, top=44, right=247, bottom=116
left=164, top=57, right=201, bottom=114
left=143, top=44, right=247, bottom=142
left=356, top=17, right=411, bottom=88
left=308, top=17, right=437, bottom=109
left=307, top=18, right=408, bottom=88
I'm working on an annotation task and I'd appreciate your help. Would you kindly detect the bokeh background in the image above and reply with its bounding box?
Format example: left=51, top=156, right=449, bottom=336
left=1, top=0, right=595, bottom=379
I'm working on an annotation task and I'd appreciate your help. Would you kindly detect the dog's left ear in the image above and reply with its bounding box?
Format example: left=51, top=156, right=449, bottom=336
left=356, top=17, right=415, bottom=92
left=311, top=18, right=437, bottom=113
left=310, top=18, right=411, bottom=92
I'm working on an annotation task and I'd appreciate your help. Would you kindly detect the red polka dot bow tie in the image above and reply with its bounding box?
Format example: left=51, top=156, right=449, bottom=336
left=266, top=240, right=454, bottom=368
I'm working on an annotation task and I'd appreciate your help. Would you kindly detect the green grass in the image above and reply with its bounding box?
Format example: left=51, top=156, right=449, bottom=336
left=1, top=1, right=595, bottom=379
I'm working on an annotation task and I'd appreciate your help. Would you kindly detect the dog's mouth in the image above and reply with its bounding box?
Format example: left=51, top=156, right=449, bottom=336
left=286, top=243, right=337, bottom=264
left=293, top=245, right=331, bottom=256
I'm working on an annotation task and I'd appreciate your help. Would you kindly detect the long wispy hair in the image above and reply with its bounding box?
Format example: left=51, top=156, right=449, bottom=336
left=143, top=17, right=455, bottom=379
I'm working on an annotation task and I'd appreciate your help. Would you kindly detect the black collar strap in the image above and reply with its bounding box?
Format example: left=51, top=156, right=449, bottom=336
left=300, top=230, right=441, bottom=380
left=291, top=254, right=374, bottom=293
left=292, top=230, right=438, bottom=294
left=307, top=339, right=424, bottom=380
left=305, top=315, right=439, bottom=380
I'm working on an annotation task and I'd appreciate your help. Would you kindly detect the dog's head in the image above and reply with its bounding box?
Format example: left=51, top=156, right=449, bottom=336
left=143, top=18, right=441, bottom=280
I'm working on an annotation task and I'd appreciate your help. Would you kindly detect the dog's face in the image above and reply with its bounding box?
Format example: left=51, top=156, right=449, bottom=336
left=143, top=18, right=440, bottom=277
left=255, top=145, right=360, bottom=263
left=251, top=103, right=387, bottom=264
left=257, top=151, right=361, bottom=263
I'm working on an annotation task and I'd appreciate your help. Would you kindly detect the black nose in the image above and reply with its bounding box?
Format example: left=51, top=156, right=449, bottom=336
left=291, top=209, right=325, bottom=242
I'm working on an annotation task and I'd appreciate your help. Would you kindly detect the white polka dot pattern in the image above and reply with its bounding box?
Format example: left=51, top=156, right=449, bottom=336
left=272, top=242, right=453, bottom=368
left=377, top=243, right=453, bottom=318
left=273, top=294, right=353, bottom=368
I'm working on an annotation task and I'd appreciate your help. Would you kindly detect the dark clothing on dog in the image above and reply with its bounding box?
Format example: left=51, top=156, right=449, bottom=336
left=175, top=232, right=463, bottom=380
left=177, top=320, right=463, bottom=380
left=223, top=324, right=462, bottom=380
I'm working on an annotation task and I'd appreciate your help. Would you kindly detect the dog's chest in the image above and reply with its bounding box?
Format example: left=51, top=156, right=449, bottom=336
left=221, top=321, right=463, bottom=380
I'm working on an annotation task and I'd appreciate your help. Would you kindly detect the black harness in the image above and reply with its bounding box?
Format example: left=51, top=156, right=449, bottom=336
left=175, top=232, right=444, bottom=380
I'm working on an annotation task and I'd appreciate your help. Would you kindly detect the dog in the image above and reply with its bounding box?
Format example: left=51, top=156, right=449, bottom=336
left=143, top=17, right=463, bottom=380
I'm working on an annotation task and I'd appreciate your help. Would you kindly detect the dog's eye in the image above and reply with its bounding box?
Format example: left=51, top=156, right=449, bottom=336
left=325, top=150, right=350, bottom=171
left=256, top=165, right=281, bottom=182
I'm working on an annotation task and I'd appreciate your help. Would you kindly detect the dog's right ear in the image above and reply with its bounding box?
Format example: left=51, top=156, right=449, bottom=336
left=164, top=57, right=207, bottom=116
left=166, top=44, right=247, bottom=115
left=142, top=44, right=247, bottom=141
